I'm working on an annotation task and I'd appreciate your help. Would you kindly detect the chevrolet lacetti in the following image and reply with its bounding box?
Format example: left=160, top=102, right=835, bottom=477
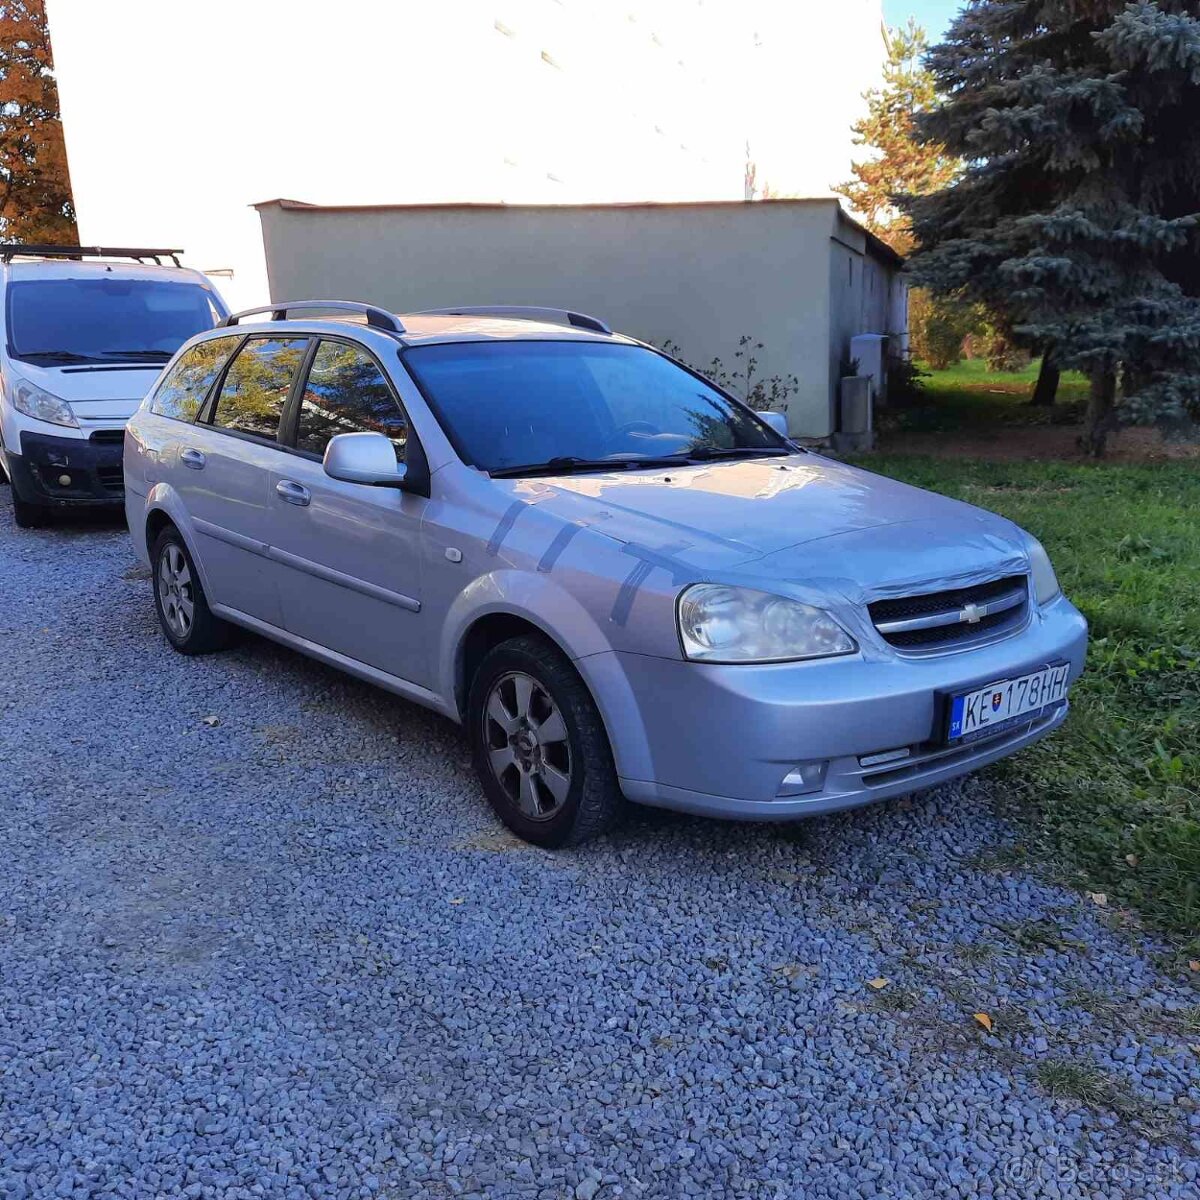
left=124, top=302, right=1088, bottom=846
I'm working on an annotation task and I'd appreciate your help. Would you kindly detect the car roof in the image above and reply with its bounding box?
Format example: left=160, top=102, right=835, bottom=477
left=2, top=257, right=213, bottom=286
left=395, top=312, right=626, bottom=346
left=197, top=310, right=636, bottom=348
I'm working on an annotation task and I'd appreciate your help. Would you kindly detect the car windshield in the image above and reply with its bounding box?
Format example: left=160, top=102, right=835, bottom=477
left=6, top=277, right=223, bottom=364
left=403, top=340, right=787, bottom=474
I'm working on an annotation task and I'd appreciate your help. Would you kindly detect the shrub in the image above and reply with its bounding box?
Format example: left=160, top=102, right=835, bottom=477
left=887, top=355, right=928, bottom=408
left=909, top=288, right=976, bottom=369
left=658, top=336, right=799, bottom=413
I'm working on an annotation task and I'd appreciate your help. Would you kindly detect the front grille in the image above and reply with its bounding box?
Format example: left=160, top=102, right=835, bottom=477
left=89, top=429, right=125, bottom=444
left=96, top=465, right=124, bottom=493
left=869, top=574, right=1028, bottom=651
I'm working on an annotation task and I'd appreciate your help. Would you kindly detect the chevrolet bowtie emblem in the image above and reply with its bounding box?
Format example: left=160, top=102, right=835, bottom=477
left=960, top=602, right=984, bottom=624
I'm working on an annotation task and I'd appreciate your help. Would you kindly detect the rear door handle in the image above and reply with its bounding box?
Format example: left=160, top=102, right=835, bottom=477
left=180, top=447, right=206, bottom=470
left=275, top=479, right=311, bottom=507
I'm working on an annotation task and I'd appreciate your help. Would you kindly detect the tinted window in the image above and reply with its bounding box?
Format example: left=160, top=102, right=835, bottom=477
left=403, top=341, right=781, bottom=471
left=295, top=340, right=407, bottom=459
left=151, top=338, right=237, bottom=421
left=209, top=337, right=307, bottom=441
left=5, top=278, right=222, bottom=365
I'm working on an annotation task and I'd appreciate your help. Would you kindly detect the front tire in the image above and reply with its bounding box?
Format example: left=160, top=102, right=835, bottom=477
left=468, top=634, right=624, bottom=847
left=11, top=490, right=49, bottom=528
left=151, top=525, right=233, bottom=655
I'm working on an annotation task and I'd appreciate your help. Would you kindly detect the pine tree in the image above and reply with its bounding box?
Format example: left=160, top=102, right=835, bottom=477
left=1, top=0, right=77, bottom=243
left=905, top=0, right=1200, bottom=454
left=836, top=20, right=958, bottom=256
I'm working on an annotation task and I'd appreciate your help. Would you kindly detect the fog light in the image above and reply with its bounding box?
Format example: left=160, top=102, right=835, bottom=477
left=777, top=761, right=828, bottom=798
left=58, top=473, right=73, bottom=487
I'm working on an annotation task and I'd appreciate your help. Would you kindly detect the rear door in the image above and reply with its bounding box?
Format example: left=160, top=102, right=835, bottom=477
left=173, top=335, right=309, bottom=626
left=266, top=336, right=431, bottom=687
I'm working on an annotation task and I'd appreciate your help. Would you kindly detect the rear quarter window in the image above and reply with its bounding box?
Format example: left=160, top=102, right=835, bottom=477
left=151, top=338, right=238, bottom=421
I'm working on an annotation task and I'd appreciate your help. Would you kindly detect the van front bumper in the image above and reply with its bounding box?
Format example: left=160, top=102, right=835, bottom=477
left=7, top=430, right=125, bottom=508
left=589, top=595, right=1088, bottom=820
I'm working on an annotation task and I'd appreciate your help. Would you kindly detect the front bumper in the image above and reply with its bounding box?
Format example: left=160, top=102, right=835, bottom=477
left=594, top=594, right=1088, bottom=820
left=7, top=430, right=125, bottom=508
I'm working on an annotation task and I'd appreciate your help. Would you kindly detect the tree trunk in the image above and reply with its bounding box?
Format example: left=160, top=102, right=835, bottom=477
left=1079, top=368, right=1117, bottom=457
left=1029, top=348, right=1060, bottom=406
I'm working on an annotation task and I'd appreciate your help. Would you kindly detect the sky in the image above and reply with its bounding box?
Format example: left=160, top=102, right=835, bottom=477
left=883, top=0, right=964, bottom=41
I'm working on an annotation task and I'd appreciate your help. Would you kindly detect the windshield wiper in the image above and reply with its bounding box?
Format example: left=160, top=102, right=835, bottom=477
left=685, top=446, right=792, bottom=461
left=12, top=350, right=103, bottom=364
left=490, top=455, right=686, bottom=479
left=100, top=349, right=174, bottom=361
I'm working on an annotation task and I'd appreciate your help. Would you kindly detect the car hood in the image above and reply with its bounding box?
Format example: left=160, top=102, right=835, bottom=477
left=8, top=360, right=161, bottom=419
left=497, top=452, right=1033, bottom=604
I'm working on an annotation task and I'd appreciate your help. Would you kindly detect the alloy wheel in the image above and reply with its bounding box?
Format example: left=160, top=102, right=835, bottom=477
left=158, top=543, right=195, bottom=640
left=482, top=671, right=573, bottom=820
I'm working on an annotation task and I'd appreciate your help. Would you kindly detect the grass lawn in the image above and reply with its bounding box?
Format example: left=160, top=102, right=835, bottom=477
left=889, top=357, right=1091, bottom=434
left=856, top=454, right=1200, bottom=953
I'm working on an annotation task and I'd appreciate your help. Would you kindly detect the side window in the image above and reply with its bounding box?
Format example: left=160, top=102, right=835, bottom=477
left=150, top=338, right=235, bottom=421
left=295, top=339, right=407, bottom=460
left=208, top=336, right=307, bottom=441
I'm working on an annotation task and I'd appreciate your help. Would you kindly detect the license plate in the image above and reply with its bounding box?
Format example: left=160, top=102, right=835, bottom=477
left=947, top=663, right=1070, bottom=742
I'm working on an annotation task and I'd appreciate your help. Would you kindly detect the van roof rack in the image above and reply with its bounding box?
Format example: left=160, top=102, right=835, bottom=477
left=414, top=306, right=612, bottom=335
left=0, top=244, right=185, bottom=266
left=220, top=300, right=406, bottom=334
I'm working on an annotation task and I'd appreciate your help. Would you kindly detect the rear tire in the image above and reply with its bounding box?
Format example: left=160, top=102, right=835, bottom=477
left=151, top=525, right=233, bottom=655
left=468, top=634, right=624, bottom=847
left=11, top=490, right=49, bottom=528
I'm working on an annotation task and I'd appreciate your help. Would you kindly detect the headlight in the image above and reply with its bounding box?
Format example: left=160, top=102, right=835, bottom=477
left=1027, top=538, right=1061, bottom=605
left=677, top=584, right=857, bottom=663
left=11, top=378, right=78, bottom=428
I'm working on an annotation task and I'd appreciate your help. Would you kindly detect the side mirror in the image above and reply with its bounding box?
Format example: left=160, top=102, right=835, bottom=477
left=757, top=411, right=789, bottom=438
left=323, top=431, right=409, bottom=488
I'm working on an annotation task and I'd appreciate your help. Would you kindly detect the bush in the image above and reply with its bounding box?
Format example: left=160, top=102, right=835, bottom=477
left=886, top=355, right=928, bottom=408
left=658, top=336, right=799, bottom=413
left=909, top=288, right=976, bottom=369
left=981, top=328, right=1031, bottom=373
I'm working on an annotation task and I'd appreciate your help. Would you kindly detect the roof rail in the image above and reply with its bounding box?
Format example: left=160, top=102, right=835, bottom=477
left=415, top=305, right=612, bottom=335
left=0, top=244, right=185, bottom=266
left=220, top=300, right=406, bottom=334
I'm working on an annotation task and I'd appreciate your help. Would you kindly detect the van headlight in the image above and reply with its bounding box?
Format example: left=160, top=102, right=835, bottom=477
left=1027, top=538, right=1062, bottom=605
left=11, top=379, right=78, bottom=428
left=677, top=584, right=857, bottom=663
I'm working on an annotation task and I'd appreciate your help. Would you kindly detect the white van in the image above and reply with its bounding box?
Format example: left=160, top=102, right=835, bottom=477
left=0, top=246, right=228, bottom=527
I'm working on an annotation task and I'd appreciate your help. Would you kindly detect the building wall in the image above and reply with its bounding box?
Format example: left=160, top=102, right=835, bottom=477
left=826, top=212, right=906, bottom=409
left=257, top=199, right=857, bottom=436
left=46, top=0, right=885, bottom=310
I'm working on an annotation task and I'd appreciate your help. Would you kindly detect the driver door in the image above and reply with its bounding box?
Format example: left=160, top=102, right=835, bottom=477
left=266, top=338, right=431, bottom=688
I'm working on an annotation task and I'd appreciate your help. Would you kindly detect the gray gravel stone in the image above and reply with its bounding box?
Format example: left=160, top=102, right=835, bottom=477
left=0, top=506, right=1197, bottom=1200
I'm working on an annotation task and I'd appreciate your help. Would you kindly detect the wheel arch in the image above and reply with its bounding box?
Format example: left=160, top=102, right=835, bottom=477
left=455, top=611, right=572, bottom=721
left=450, top=604, right=656, bottom=785
left=142, top=487, right=216, bottom=599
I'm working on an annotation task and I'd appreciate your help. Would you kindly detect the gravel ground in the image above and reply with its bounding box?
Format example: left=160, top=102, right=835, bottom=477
left=0, top=503, right=1197, bottom=1200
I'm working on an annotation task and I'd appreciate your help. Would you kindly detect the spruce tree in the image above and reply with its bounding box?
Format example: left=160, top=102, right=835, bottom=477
left=904, top=0, right=1200, bottom=454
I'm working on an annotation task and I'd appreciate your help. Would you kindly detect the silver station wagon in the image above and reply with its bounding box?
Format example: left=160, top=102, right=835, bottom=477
left=124, top=302, right=1088, bottom=846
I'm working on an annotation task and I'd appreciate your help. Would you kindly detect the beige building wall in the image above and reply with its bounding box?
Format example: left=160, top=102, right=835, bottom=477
left=256, top=198, right=902, bottom=438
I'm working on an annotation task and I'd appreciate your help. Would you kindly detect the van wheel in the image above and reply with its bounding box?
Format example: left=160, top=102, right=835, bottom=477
left=151, top=525, right=233, bottom=655
left=11, top=490, right=49, bottom=528
left=468, top=634, right=624, bottom=847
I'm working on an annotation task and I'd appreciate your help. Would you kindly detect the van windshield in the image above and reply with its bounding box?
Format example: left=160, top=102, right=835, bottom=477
left=6, top=277, right=223, bottom=365
left=403, top=340, right=787, bottom=475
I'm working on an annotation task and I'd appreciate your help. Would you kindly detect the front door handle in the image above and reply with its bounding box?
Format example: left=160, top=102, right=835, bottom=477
left=180, top=447, right=206, bottom=470
left=275, top=479, right=311, bottom=507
